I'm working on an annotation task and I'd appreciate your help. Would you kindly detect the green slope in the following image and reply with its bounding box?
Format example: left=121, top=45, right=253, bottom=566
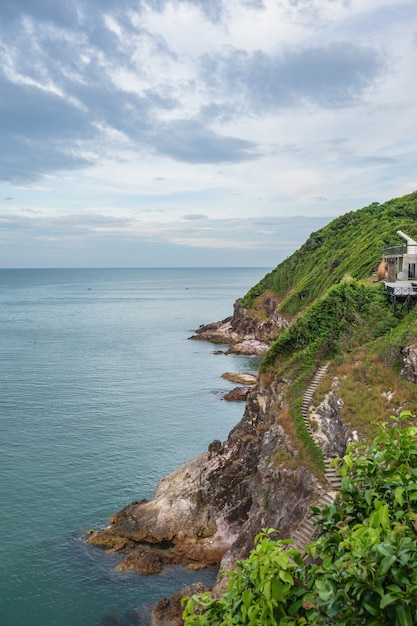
left=242, top=192, right=417, bottom=316
left=244, top=192, right=417, bottom=459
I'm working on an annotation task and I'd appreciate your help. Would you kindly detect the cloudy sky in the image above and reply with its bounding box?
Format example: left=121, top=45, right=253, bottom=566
left=1, top=0, right=416, bottom=268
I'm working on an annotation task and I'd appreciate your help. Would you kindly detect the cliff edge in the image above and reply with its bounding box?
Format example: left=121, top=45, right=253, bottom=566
left=88, top=193, right=417, bottom=624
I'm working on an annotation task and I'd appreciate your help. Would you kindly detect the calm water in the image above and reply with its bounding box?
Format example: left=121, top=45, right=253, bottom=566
left=0, top=268, right=268, bottom=626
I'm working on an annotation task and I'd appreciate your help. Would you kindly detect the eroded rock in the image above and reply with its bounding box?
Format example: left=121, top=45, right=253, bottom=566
left=189, top=294, right=291, bottom=355
left=151, top=582, right=208, bottom=626
left=402, top=344, right=417, bottom=384
left=223, top=386, right=251, bottom=401
left=221, top=372, right=257, bottom=385
left=227, top=340, right=269, bottom=355
left=309, top=378, right=347, bottom=458
left=89, top=382, right=322, bottom=580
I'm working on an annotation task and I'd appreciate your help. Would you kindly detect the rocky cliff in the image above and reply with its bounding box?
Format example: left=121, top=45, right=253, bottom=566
left=87, top=301, right=352, bottom=624
left=87, top=377, right=324, bottom=567
left=88, top=194, right=417, bottom=624
left=190, top=293, right=290, bottom=355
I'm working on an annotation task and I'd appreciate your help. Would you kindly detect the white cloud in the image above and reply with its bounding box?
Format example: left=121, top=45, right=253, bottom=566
left=0, top=0, right=416, bottom=266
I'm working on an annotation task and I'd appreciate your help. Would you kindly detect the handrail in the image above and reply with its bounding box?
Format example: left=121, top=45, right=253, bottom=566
left=382, top=245, right=407, bottom=256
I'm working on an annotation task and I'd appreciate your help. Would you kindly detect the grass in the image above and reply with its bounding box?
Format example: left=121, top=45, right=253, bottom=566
left=242, top=193, right=417, bottom=315
left=314, top=348, right=417, bottom=440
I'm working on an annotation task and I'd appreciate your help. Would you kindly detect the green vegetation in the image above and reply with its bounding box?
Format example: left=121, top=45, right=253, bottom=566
left=182, top=530, right=308, bottom=625
left=181, top=195, right=417, bottom=623
left=258, top=279, right=411, bottom=465
left=261, top=280, right=388, bottom=373
left=241, top=193, right=417, bottom=315
left=234, top=194, right=417, bottom=467
left=183, top=416, right=417, bottom=625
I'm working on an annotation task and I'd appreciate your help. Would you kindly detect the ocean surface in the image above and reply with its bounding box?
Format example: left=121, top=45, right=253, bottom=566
left=0, top=267, right=268, bottom=626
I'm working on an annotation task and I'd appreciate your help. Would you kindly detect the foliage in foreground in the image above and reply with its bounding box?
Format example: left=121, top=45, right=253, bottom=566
left=182, top=413, right=417, bottom=625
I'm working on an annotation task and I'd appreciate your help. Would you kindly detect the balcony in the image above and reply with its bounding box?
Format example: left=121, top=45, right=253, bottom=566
left=382, top=245, right=407, bottom=257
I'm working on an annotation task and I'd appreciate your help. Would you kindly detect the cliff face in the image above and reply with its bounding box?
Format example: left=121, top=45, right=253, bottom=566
left=403, top=344, right=417, bottom=384
left=88, top=195, right=417, bottom=624
left=88, top=377, right=325, bottom=574
left=190, top=293, right=290, bottom=355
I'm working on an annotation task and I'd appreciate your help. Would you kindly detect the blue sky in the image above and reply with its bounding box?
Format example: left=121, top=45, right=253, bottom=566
left=1, top=0, right=416, bottom=267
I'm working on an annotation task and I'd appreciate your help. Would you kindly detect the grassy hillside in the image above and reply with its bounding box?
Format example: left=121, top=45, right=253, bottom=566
left=244, top=193, right=417, bottom=464
left=183, top=195, right=417, bottom=623
left=242, top=192, right=417, bottom=316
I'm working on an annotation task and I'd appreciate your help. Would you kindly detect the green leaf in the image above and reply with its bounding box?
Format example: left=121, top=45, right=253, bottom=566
left=394, top=604, right=413, bottom=626
left=263, top=580, right=271, bottom=601
left=380, top=593, right=399, bottom=609
left=379, top=554, right=396, bottom=576
left=279, top=570, right=294, bottom=585
left=242, top=589, right=252, bottom=608
left=363, top=599, right=380, bottom=616
left=271, top=578, right=285, bottom=602
left=395, top=487, right=404, bottom=506
left=377, top=542, right=394, bottom=557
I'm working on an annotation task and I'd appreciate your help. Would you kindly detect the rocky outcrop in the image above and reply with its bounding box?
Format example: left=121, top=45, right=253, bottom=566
left=88, top=380, right=322, bottom=578
left=230, top=296, right=290, bottom=342
left=190, top=294, right=291, bottom=355
left=309, top=381, right=347, bottom=459
left=152, top=583, right=208, bottom=626
left=221, top=372, right=257, bottom=385
left=222, top=372, right=257, bottom=401
left=402, top=344, right=417, bottom=384
left=223, top=386, right=251, bottom=401
left=228, top=339, right=270, bottom=355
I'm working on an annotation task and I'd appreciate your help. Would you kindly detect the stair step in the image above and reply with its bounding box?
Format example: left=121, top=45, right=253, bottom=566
left=292, top=534, right=311, bottom=547
left=291, top=362, right=341, bottom=554
left=294, top=529, right=311, bottom=541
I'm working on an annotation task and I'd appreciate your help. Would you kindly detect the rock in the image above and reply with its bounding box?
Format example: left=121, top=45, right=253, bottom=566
left=402, top=344, right=417, bottom=383
left=227, top=340, right=269, bottom=356
left=152, top=582, right=208, bottom=626
left=230, top=298, right=290, bottom=343
left=221, top=372, right=257, bottom=385
left=170, top=540, right=227, bottom=565
left=309, top=382, right=347, bottom=458
left=86, top=528, right=135, bottom=552
left=189, top=317, right=238, bottom=345
left=189, top=295, right=292, bottom=351
left=223, top=386, right=251, bottom=401
left=208, top=439, right=223, bottom=457
left=116, top=547, right=167, bottom=575
left=107, top=456, right=217, bottom=544
left=89, top=381, right=321, bottom=579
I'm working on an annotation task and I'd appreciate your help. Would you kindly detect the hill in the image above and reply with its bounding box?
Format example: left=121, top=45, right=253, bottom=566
left=236, top=193, right=417, bottom=450
left=242, top=191, right=417, bottom=315
left=88, top=192, right=417, bottom=625
left=181, top=192, right=417, bottom=624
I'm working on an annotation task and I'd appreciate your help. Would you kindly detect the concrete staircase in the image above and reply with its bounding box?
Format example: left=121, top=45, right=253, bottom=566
left=290, top=364, right=342, bottom=553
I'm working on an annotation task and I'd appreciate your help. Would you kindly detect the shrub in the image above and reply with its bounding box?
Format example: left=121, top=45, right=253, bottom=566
left=183, top=414, right=417, bottom=625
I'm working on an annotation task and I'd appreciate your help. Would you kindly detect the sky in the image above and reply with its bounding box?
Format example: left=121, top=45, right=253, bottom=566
left=1, top=0, right=416, bottom=268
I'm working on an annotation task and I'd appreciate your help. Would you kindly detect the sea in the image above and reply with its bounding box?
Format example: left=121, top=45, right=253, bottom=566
left=0, top=267, right=269, bottom=626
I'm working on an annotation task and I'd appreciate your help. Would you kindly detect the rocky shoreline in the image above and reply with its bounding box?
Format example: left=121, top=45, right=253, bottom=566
left=188, top=296, right=289, bottom=357
left=86, top=297, right=331, bottom=624
left=88, top=382, right=324, bottom=623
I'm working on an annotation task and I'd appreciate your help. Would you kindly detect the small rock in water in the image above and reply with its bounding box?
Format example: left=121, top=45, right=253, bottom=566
left=222, top=372, right=257, bottom=385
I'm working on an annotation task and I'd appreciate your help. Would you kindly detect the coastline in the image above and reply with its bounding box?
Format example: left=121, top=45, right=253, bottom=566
left=86, top=301, right=324, bottom=624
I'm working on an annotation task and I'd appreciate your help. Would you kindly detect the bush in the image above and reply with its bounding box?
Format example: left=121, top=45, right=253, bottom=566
left=183, top=413, right=417, bottom=625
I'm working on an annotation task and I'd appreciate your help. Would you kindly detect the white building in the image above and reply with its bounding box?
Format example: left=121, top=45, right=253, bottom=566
left=383, top=230, right=417, bottom=281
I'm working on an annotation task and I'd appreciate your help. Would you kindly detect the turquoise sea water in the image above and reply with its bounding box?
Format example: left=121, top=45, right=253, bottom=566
left=0, top=268, right=268, bottom=626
